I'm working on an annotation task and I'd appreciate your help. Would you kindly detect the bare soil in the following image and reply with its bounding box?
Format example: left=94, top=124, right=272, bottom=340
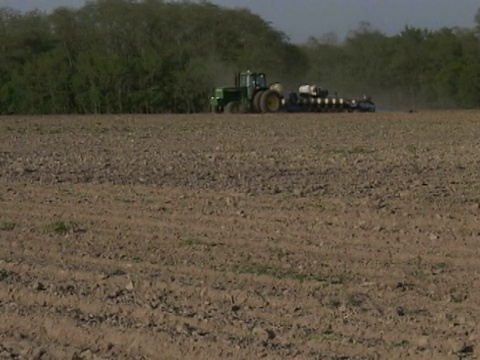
left=1, top=111, right=480, bottom=359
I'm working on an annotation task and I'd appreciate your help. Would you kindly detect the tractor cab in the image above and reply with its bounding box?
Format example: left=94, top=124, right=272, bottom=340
left=237, top=71, right=267, bottom=90
left=210, top=70, right=283, bottom=114
left=236, top=71, right=268, bottom=102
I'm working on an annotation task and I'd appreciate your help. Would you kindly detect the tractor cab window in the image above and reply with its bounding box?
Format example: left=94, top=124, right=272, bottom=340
left=240, top=73, right=252, bottom=87
left=255, top=73, right=267, bottom=88
left=240, top=72, right=267, bottom=88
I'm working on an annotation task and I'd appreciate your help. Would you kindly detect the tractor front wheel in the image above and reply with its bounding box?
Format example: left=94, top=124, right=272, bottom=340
left=211, top=105, right=223, bottom=114
left=260, top=90, right=282, bottom=113
left=225, top=101, right=241, bottom=114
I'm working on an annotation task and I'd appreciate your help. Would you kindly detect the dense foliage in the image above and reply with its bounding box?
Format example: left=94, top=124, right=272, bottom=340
left=0, top=0, right=479, bottom=114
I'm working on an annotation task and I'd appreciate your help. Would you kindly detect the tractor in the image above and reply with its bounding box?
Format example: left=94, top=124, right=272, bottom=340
left=210, top=70, right=283, bottom=114
left=210, top=70, right=376, bottom=114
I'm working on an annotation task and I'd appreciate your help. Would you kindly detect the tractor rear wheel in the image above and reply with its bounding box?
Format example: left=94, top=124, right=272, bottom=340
left=225, top=101, right=241, bottom=114
left=253, top=91, right=264, bottom=112
left=260, top=90, right=282, bottom=113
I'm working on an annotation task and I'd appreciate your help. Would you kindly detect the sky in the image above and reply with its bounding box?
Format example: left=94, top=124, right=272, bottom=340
left=1, top=0, right=478, bottom=43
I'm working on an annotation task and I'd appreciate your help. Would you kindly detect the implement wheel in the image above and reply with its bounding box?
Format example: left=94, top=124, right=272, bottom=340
left=260, top=90, right=282, bottom=113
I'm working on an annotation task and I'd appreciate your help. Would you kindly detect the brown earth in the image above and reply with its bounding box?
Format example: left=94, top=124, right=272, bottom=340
left=1, top=111, right=480, bottom=359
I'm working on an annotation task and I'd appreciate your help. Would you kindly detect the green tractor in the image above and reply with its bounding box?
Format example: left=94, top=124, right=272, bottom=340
left=210, top=70, right=283, bottom=114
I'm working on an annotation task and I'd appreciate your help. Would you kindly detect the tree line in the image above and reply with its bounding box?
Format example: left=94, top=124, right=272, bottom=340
left=304, top=21, right=480, bottom=109
left=0, top=0, right=479, bottom=114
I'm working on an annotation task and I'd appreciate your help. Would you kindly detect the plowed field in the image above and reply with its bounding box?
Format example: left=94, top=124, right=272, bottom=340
left=1, top=112, right=480, bottom=359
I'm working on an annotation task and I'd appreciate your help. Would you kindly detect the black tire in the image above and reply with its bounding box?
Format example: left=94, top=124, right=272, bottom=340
left=260, top=89, right=282, bottom=113
left=225, top=101, right=240, bottom=114
left=211, top=105, right=223, bottom=114
left=253, top=91, right=264, bottom=112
